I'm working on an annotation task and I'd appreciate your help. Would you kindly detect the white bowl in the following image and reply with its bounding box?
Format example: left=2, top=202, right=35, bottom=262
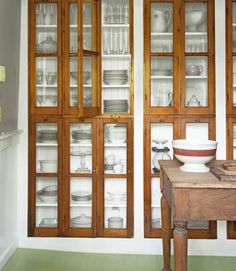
left=172, top=139, right=217, bottom=173
left=39, top=160, right=57, bottom=173
left=186, top=11, right=205, bottom=32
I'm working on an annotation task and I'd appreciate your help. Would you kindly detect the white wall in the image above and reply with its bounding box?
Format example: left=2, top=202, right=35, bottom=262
left=18, top=0, right=236, bottom=256
left=0, top=145, right=19, bottom=269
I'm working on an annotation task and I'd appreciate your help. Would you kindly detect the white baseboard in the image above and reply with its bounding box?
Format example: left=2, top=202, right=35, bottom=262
left=0, top=240, right=18, bottom=270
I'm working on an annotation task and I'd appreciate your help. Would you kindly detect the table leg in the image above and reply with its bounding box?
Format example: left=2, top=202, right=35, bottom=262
left=173, top=221, right=188, bottom=271
left=161, top=195, right=172, bottom=271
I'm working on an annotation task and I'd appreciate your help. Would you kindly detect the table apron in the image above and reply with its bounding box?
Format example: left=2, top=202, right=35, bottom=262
left=172, top=188, right=236, bottom=221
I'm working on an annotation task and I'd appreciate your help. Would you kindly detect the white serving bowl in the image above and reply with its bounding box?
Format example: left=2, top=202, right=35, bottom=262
left=172, top=139, right=217, bottom=173
left=186, top=11, right=205, bottom=32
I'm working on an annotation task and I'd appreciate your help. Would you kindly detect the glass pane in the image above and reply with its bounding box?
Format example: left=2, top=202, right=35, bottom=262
left=104, top=124, right=127, bottom=175
left=185, top=56, right=208, bottom=107
left=70, top=177, right=92, bottom=228
left=36, top=123, right=58, bottom=173
left=151, top=57, right=173, bottom=107
left=70, top=4, right=78, bottom=53
left=36, top=57, right=58, bottom=107
left=186, top=123, right=209, bottom=140
left=102, top=62, right=130, bottom=113
left=151, top=123, right=173, bottom=174
left=151, top=207, right=161, bottom=229
left=185, top=3, right=208, bottom=53
left=103, top=0, right=129, bottom=25
left=84, top=57, right=93, bottom=107
left=151, top=3, right=173, bottom=53
left=102, top=27, right=129, bottom=55
left=233, top=57, right=236, bottom=106
left=104, top=178, right=127, bottom=229
left=70, top=123, right=93, bottom=174
left=83, top=3, right=92, bottom=50
left=233, top=3, right=236, bottom=52
left=36, top=177, right=58, bottom=228
left=187, top=221, right=209, bottom=230
left=36, top=4, right=57, bottom=53
left=70, top=57, right=78, bottom=107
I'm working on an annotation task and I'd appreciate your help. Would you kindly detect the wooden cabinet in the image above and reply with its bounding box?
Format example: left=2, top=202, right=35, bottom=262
left=144, top=0, right=215, bottom=116
left=144, top=0, right=216, bottom=239
left=226, top=0, right=236, bottom=239
left=28, top=0, right=134, bottom=238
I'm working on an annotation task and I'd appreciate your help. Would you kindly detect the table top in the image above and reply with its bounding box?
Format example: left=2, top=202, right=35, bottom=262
left=159, top=160, right=236, bottom=189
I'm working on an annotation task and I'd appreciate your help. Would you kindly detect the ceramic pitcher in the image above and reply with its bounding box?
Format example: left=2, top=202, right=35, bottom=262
left=151, top=8, right=172, bottom=33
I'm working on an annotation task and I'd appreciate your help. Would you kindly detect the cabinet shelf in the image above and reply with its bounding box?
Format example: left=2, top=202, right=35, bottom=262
left=151, top=32, right=173, bottom=36
left=36, top=25, right=57, bottom=28
left=102, top=24, right=129, bottom=28
left=105, top=202, right=126, bottom=208
left=102, top=84, right=130, bottom=88
left=151, top=76, right=173, bottom=80
left=70, top=201, right=92, bottom=207
left=104, top=143, right=127, bottom=147
left=36, top=85, right=57, bottom=88
left=36, top=203, right=58, bottom=207
left=102, top=54, right=131, bottom=59
left=185, top=32, right=207, bottom=36
left=36, top=142, right=58, bottom=147
left=185, top=76, right=208, bottom=79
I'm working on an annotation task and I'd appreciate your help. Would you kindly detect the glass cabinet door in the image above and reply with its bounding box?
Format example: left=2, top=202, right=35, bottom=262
left=98, top=119, right=133, bottom=237
left=29, top=118, right=63, bottom=236
left=65, top=0, right=101, bottom=117
left=30, top=2, right=62, bottom=115
left=145, top=1, right=179, bottom=115
left=101, top=0, right=133, bottom=115
left=182, top=1, right=215, bottom=115
left=64, top=119, right=96, bottom=237
left=144, top=116, right=178, bottom=237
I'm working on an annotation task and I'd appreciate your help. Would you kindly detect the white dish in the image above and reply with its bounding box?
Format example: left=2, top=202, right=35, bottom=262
left=172, top=139, right=217, bottom=172
left=39, top=160, right=57, bottom=173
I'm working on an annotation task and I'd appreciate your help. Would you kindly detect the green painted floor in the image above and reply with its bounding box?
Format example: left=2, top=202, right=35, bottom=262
left=2, top=248, right=236, bottom=271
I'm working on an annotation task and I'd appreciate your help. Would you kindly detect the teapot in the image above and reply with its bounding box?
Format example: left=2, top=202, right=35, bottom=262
left=151, top=8, right=172, bottom=33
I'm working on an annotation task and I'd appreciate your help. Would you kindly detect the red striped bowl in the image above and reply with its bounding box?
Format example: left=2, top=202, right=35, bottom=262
left=172, top=139, right=218, bottom=173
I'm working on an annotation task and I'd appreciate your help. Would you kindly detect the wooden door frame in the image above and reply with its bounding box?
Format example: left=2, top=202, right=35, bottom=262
left=97, top=118, right=134, bottom=238
left=29, top=0, right=63, bottom=116
left=28, top=115, right=63, bottom=237
left=144, top=115, right=180, bottom=238
left=63, top=117, right=97, bottom=237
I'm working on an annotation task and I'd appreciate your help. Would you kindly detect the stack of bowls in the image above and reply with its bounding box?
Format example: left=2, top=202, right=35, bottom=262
left=108, top=217, right=124, bottom=228
left=70, top=214, right=92, bottom=228
left=39, top=218, right=58, bottom=228
left=37, top=185, right=58, bottom=202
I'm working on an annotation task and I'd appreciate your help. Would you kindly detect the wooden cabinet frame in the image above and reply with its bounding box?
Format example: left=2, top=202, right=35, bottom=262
left=63, top=118, right=97, bottom=237
left=29, top=0, right=134, bottom=238
left=144, top=0, right=215, bottom=116
left=97, top=118, right=134, bottom=237
left=28, top=116, right=63, bottom=237
left=144, top=116, right=217, bottom=239
left=226, top=0, right=236, bottom=239
left=226, top=118, right=236, bottom=238
left=144, top=116, right=180, bottom=238
left=29, top=0, right=63, bottom=115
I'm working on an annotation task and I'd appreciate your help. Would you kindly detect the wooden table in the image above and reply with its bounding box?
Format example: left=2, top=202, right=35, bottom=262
left=160, top=160, right=236, bottom=271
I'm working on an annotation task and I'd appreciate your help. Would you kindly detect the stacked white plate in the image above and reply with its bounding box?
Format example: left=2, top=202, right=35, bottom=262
left=103, top=70, right=128, bottom=85
left=104, top=100, right=128, bottom=113
left=109, top=125, right=127, bottom=143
